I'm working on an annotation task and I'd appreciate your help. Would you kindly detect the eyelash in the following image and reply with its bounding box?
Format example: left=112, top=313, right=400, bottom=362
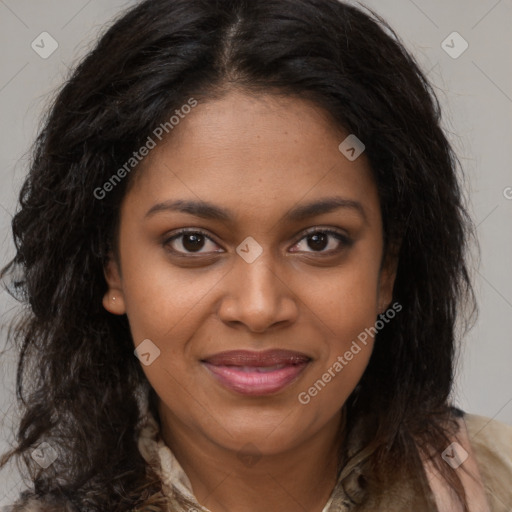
left=163, top=227, right=352, bottom=257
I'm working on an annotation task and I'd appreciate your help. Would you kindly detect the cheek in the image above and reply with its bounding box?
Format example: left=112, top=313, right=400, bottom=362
left=119, top=238, right=223, bottom=345
left=304, top=253, right=382, bottom=338
left=295, top=253, right=381, bottom=398
left=121, top=262, right=215, bottom=415
left=296, top=281, right=378, bottom=416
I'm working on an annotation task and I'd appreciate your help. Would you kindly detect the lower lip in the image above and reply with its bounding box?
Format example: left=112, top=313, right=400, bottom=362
left=202, top=361, right=310, bottom=396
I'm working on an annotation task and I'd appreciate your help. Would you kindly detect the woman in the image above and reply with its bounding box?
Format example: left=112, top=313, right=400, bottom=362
left=1, top=0, right=511, bottom=511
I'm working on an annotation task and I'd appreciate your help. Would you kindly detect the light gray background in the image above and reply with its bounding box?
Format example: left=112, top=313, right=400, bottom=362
left=1, top=0, right=511, bottom=505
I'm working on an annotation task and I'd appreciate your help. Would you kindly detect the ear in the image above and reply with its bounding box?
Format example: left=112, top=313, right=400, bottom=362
left=377, top=243, right=399, bottom=315
left=102, top=253, right=127, bottom=315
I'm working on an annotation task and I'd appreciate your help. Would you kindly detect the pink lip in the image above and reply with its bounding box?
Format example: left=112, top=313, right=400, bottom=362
left=201, top=350, right=311, bottom=396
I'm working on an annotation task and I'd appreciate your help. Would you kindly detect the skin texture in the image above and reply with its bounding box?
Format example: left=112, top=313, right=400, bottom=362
left=103, top=90, right=396, bottom=512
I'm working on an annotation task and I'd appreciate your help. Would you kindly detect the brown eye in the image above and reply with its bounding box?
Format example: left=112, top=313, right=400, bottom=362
left=164, top=230, right=222, bottom=255
left=181, top=233, right=206, bottom=252
left=307, top=232, right=329, bottom=251
left=291, top=229, right=352, bottom=254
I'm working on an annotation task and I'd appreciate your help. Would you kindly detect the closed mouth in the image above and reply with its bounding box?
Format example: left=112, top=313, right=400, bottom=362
left=201, top=349, right=311, bottom=396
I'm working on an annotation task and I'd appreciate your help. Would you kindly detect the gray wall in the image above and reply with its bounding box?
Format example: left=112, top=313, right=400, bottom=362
left=1, top=0, right=511, bottom=505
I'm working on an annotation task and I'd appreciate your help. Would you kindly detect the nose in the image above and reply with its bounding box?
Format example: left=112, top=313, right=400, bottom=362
left=216, top=251, right=299, bottom=333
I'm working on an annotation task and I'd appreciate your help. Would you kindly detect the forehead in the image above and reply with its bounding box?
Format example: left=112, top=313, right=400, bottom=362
left=123, top=90, right=380, bottom=227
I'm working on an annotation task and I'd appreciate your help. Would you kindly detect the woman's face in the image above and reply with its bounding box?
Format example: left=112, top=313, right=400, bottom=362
left=104, top=90, right=396, bottom=456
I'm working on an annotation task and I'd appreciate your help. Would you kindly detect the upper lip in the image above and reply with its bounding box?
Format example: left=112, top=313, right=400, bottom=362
left=201, top=349, right=311, bottom=367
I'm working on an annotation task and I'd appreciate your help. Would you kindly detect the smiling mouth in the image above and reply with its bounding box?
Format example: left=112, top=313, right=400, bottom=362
left=201, top=349, right=311, bottom=396
left=223, top=364, right=290, bottom=372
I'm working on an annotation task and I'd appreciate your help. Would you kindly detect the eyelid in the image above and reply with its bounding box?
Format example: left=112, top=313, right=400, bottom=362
left=163, top=228, right=223, bottom=254
left=290, top=226, right=352, bottom=253
left=294, top=226, right=350, bottom=242
left=163, top=226, right=352, bottom=255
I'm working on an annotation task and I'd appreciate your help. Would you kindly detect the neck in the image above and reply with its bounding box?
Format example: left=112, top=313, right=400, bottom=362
left=158, top=406, right=346, bottom=512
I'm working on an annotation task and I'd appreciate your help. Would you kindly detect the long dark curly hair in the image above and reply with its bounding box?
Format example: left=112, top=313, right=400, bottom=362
left=1, top=0, right=476, bottom=510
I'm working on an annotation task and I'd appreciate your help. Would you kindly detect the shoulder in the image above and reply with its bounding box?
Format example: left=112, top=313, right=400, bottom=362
left=463, top=412, right=512, bottom=510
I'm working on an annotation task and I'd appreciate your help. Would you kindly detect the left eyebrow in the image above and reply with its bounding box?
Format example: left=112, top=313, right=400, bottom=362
left=285, top=196, right=367, bottom=223
left=144, top=196, right=367, bottom=223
